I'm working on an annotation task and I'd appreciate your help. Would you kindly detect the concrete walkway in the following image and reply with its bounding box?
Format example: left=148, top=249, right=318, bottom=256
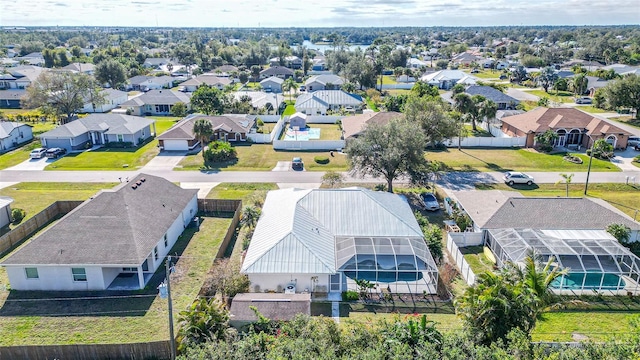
left=272, top=161, right=291, bottom=171
left=180, top=182, right=220, bottom=198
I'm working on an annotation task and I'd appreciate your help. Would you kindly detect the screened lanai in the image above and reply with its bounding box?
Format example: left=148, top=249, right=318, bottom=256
left=486, top=228, right=640, bottom=294
left=336, top=236, right=438, bottom=294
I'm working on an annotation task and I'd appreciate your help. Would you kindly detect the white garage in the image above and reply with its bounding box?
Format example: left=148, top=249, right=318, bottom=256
left=160, top=139, right=192, bottom=151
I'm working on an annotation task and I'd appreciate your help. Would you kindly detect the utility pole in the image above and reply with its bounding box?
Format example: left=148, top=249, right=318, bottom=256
left=166, top=256, right=176, bottom=360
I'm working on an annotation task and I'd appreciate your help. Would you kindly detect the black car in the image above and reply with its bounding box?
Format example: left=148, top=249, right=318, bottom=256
left=45, top=147, right=67, bottom=159
left=292, top=157, right=304, bottom=171
left=635, top=144, right=640, bottom=151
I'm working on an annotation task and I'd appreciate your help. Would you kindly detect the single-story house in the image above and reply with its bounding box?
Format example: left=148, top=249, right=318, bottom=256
left=501, top=107, right=631, bottom=149
left=158, top=113, right=256, bottom=151
left=260, top=76, right=284, bottom=93
left=241, top=188, right=439, bottom=295
left=407, top=58, right=428, bottom=69
left=143, top=57, right=171, bottom=69
left=0, top=66, right=46, bottom=89
left=259, top=66, right=294, bottom=80
left=62, top=62, right=95, bottom=75
left=0, top=89, right=26, bottom=109
left=586, top=76, right=610, bottom=97
left=602, top=63, right=640, bottom=75
left=304, top=74, right=345, bottom=92
left=396, top=75, right=416, bottom=83
left=269, top=56, right=302, bottom=69
left=212, top=65, right=238, bottom=77
left=126, top=75, right=175, bottom=91
left=1, top=174, right=198, bottom=291
left=452, top=52, right=481, bottom=66
left=119, top=90, right=191, bottom=116
left=420, top=70, right=478, bottom=90
left=82, top=89, right=128, bottom=113
left=0, top=196, right=13, bottom=229
left=294, top=90, right=363, bottom=115
left=342, top=111, right=402, bottom=139
left=39, top=114, right=155, bottom=151
left=180, top=75, right=231, bottom=92
left=232, top=91, right=284, bottom=113
left=465, top=85, right=520, bottom=110
left=0, top=121, right=33, bottom=153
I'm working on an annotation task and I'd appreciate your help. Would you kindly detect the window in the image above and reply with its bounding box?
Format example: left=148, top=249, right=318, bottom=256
left=154, top=246, right=159, bottom=260
left=155, top=104, right=170, bottom=113
left=25, top=267, right=39, bottom=279
left=117, top=134, right=124, bottom=142
left=122, top=267, right=137, bottom=272
left=72, top=268, right=87, bottom=282
left=164, top=234, right=168, bottom=248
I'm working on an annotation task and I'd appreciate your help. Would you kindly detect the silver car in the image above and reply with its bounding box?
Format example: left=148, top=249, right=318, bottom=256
left=503, top=171, right=534, bottom=186
left=421, top=193, right=440, bottom=211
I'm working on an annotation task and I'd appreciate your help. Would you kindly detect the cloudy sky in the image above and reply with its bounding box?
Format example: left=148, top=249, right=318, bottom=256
left=0, top=0, right=638, bottom=27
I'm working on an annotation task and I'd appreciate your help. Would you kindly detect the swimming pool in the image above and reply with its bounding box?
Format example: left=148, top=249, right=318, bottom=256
left=283, top=127, right=321, bottom=141
left=551, top=272, right=626, bottom=290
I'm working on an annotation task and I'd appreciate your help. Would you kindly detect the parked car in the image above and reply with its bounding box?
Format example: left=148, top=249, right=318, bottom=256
left=292, top=157, right=304, bottom=171
left=45, top=147, right=67, bottom=159
left=470, top=69, right=480, bottom=73
left=503, top=171, right=534, bottom=186
left=575, top=97, right=592, bottom=104
left=628, top=136, right=640, bottom=147
left=634, top=144, right=640, bottom=151
left=421, top=193, right=440, bottom=211
left=29, top=147, right=47, bottom=159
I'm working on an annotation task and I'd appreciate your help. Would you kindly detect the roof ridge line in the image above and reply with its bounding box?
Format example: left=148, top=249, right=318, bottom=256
left=362, top=190, right=424, bottom=237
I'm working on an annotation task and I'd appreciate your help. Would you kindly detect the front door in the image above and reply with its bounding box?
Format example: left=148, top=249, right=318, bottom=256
left=330, top=273, right=341, bottom=292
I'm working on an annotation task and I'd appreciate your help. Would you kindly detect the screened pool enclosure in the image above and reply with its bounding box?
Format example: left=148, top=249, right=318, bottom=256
left=486, top=228, right=640, bottom=294
left=336, top=236, right=439, bottom=294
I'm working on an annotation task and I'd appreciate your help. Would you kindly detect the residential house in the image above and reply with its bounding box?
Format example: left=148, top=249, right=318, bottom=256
left=451, top=52, right=481, bottom=66
left=586, top=76, right=611, bottom=97
left=396, top=75, right=416, bottom=83
left=15, top=52, right=44, bottom=66
left=294, top=90, right=363, bottom=115
left=1, top=174, right=198, bottom=291
left=259, top=66, right=294, bottom=80
left=420, top=70, right=478, bottom=89
left=241, top=188, right=439, bottom=295
left=119, top=89, right=191, bottom=116
left=500, top=107, right=631, bottom=149
left=180, top=75, right=231, bottom=92
left=158, top=113, right=256, bottom=151
left=312, top=59, right=326, bottom=71
left=0, top=196, right=13, bottom=229
left=0, top=66, right=46, bottom=89
left=260, top=76, right=284, bottom=93
left=0, top=58, right=19, bottom=67
left=232, top=91, right=284, bottom=113
left=126, top=75, right=175, bottom=91
left=464, top=85, right=520, bottom=110
left=142, top=57, right=171, bottom=69
left=82, top=88, right=128, bottom=113
left=342, top=111, right=402, bottom=139
left=0, top=122, right=33, bottom=152
left=602, top=63, right=640, bottom=75
left=62, top=62, right=95, bottom=75
left=39, top=114, right=156, bottom=151
left=212, top=65, right=238, bottom=77
left=269, top=56, right=302, bottom=69
left=407, top=58, right=428, bottom=69
left=0, top=90, right=25, bottom=109
left=304, top=74, right=345, bottom=92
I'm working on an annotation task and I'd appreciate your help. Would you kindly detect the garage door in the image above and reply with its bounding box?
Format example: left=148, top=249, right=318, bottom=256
left=43, top=138, right=72, bottom=152
left=162, top=140, right=189, bottom=151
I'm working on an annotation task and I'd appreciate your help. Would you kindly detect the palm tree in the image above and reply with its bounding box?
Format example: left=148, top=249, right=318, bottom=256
left=454, top=93, right=476, bottom=130
left=556, top=173, right=574, bottom=197
left=282, top=77, right=297, bottom=103
left=478, top=99, right=498, bottom=132
left=193, top=119, right=213, bottom=153
left=240, top=205, right=261, bottom=230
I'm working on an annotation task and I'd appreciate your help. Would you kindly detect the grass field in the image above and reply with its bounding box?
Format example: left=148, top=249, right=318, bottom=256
left=526, top=89, right=575, bottom=103
left=464, top=125, right=492, bottom=137
left=426, top=148, right=619, bottom=172
left=533, top=312, right=639, bottom=342
left=282, top=104, right=296, bottom=116
left=460, top=246, right=495, bottom=275
left=575, top=105, right=608, bottom=114
left=476, top=183, right=640, bottom=218
left=365, top=97, right=380, bottom=111
left=0, top=141, right=43, bottom=170
left=44, top=119, right=177, bottom=171
left=0, top=215, right=231, bottom=345
left=379, top=75, right=398, bottom=85
left=463, top=70, right=502, bottom=80
left=177, top=144, right=348, bottom=171
left=0, top=182, right=117, bottom=230
left=206, top=182, right=279, bottom=202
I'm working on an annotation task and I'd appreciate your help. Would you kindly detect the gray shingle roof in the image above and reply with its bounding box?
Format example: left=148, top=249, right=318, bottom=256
left=0, top=122, right=31, bottom=139
left=465, top=85, right=519, bottom=104
left=121, top=90, right=191, bottom=106
left=295, top=90, right=363, bottom=109
left=260, top=66, right=294, bottom=77
left=39, top=114, right=154, bottom=138
left=1, top=174, right=198, bottom=266
left=158, top=114, right=255, bottom=140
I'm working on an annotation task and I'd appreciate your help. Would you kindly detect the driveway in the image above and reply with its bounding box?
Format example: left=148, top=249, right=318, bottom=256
left=141, top=151, right=186, bottom=171
left=506, top=88, right=539, bottom=102
left=272, top=161, right=291, bottom=171
left=6, top=157, right=52, bottom=171
left=611, top=147, right=640, bottom=172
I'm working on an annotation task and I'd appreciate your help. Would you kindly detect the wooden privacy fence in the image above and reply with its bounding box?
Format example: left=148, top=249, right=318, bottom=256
left=197, top=198, right=241, bottom=214
left=215, top=201, right=242, bottom=259
left=0, top=200, right=83, bottom=257
left=0, top=340, right=170, bottom=360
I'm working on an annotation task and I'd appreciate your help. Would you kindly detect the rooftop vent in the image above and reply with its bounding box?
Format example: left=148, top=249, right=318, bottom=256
left=136, top=181, right=142, bottom=186
left=140, top=178, right=146, bottom=182
left=131, top=185, right=138, bottom=189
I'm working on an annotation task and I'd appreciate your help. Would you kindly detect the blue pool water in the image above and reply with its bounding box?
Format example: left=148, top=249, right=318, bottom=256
left=283, top=127, right=321, bottom=141
left=551, top=273, right=626, bottom=290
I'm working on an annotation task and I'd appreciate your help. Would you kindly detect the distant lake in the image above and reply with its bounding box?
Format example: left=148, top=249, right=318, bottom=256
left=301, top=40, right=367, bottom=53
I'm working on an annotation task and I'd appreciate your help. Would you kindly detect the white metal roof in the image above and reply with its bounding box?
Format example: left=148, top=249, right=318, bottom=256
left=241, top=188, right=425, bottom=274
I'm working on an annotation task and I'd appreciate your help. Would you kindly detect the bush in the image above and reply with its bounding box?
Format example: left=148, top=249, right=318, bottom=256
left=105, top=141, right=133, bottom=148
left=314, top=156, right=330, bottom=164
left=203, top=141, right=237, bottom=163
left=342, top=290, right=359, bottom=301
left=11, top=208, right=25, bottom=224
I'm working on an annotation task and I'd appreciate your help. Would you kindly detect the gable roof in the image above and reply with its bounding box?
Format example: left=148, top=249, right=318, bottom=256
left=465, top=85, right=519, bottom=104
left=101, top=88, right=128, bottom=101
left=1, top=174, right=198, bottom=266
left=420, top=70, right=475, bottom=83
left=232, top=91, right=284, bottom=109
left=158, top=114, right=256, bottom=140
left=0, top=122, right=31, bottom=139
left=342, top=111, right=402, bottom=139
left=260, top=76, right=284, bottom=85
left=305, top=74, right=345, bottom=86
left=39, top=114, right=154, bottom=138
left=181, top=75, right=231, bottom=87
left=62, top=62, right=95, bottom=73
left=260, top=66, right=294, bottom=77
left=500, top=107, right=631, bottom=135
left=121, top=89, right=190, bottom=107
left=241, top=188, right=424, bottom=274
left=454, top=190, right=640, bottom=230
left=295, top=90, right=363, bottom=109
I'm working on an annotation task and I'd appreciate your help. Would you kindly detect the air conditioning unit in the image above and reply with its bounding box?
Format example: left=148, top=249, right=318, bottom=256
left=284, top=283, right=296, bottom=294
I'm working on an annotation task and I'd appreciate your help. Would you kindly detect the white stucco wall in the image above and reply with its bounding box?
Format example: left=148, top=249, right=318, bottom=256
left=0, top=125, right=32, bottom=152
left=102, top=267, right=122, bottom=288
left=0, top=204, right=11, bottom=228
left=5, top=265, right=108, bottom=291
left=247, top=273, right=330, bottom=294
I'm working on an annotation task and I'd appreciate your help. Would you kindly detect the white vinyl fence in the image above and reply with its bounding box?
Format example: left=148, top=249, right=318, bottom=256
left=445, top=136, right=525, bottom=148
left=248, top=116, right=286, bottom=143
left=446, top=233, right=478, bottom=286
left=304, top=115, right=344, bottom=124
left=273, top=140, right=345, bottom=151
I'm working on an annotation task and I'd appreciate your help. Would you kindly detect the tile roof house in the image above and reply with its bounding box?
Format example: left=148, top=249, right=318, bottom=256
left=39, top=114, right=155, bottom=151
left=180, top=75, right=232, bottom=92
left=158, top=113, right=256, bottom=151
left=1, top=174, right=198, bottom=291
left=304, top=74, right=345, bottom=92
left=0, top=122, right=33, bottom=153
left=500, top=107, right=631, bottom=149
left=259, top=66, right=294, bottom=80
left=120, top=89, right=191, bottom=116
left=465, top=85, right=520, bottom=110
left=241, top=188, right=439, bottom=295
left=342, top=111, right=402, bottom=139
left=294, top=90, right=363, bottom=115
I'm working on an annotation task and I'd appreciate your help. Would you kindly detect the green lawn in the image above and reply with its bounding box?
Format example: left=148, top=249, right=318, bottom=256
left=379, top=75, right=398, bottom=85
left=0, top=215, right=231, bottom=345
left=386, top=89, right=412, bottom=96
left=463, top=70, right=502, bottom=80
left=365, top=97, right=379, bottom=111
left=44, top=119, right=177, bottom=171
left=282, top=104, right=296, bottom=116
left=177, top=144, right=348, bottom=171
left=476, top=183, right=640, bottom=218
left=464, top=125, right=492, bottom=137
left=527, top=89, right=575, bottom=103
left=460, top=246, right=495, bottom=275
left=0, top=141, right=43, bottom=170
left=0, top=182, right=117, bottom=231
left=426, top=148, right=619, bottom=173
left=575, top=105, right=608, bottom=114
left=206, top=182, right=279, bottom=202
left=533, top=312, right=639, bottom=342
